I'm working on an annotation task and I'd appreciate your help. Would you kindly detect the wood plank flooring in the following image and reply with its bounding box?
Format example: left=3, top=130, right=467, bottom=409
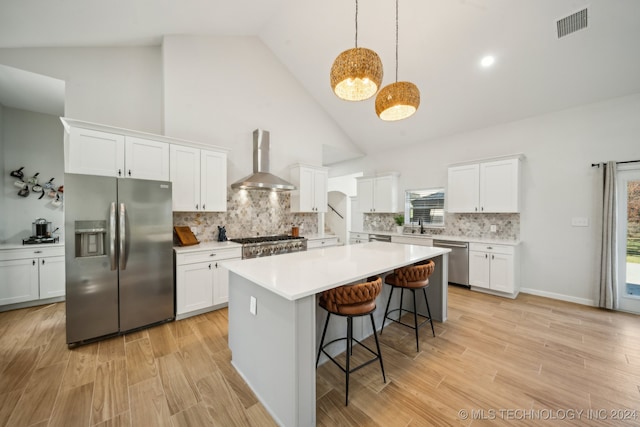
left=1, top=286, right=639, bottom=426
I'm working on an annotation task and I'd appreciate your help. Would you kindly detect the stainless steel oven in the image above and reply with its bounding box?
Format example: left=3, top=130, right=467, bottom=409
left=433, top=240, right=469, bottom=286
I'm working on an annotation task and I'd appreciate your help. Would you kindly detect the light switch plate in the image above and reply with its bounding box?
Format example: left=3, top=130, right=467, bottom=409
left=571, top=217, right=589, bottom=227
left=490, top=225, right=497, bottom=232
left=250, top=296, right=257, bottom=315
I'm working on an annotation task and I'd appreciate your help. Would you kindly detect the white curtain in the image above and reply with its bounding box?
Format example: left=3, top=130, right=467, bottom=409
left=599, top=161, right=618, bottom=309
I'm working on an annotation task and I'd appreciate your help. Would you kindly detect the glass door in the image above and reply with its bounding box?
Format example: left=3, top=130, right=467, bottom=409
left=616, top=166, right=640, bottom=313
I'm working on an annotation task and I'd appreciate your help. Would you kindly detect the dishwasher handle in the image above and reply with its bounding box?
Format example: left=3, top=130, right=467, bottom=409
left=433, top=241, right=468, bottom=249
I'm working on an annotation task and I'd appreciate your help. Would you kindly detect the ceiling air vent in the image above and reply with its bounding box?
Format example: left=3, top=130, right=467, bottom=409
left=557, top=8, right=588, bottom=38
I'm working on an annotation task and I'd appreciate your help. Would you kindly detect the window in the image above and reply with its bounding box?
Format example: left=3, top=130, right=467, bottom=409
left=404, top=188, right=445, bottom=227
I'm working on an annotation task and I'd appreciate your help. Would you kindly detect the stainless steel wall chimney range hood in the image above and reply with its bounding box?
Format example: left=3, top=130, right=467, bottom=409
left=230, top=129, right=296, bottom=191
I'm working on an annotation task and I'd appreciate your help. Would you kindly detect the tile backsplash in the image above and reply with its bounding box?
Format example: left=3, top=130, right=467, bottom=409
left=364, top=212, right=519, bottom=241
left=173, top=188, right=317, bottom=242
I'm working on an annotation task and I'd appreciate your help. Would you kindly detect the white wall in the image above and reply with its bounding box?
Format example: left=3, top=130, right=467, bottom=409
left=161, top=35, right=357, bottom=184
left=0, top=47, right=163, bottom=134
left=331, top=93, right=640, bottom=305
left=1, top=108, right=64, bottom=243
left=0, top=105, right=4, bottom=239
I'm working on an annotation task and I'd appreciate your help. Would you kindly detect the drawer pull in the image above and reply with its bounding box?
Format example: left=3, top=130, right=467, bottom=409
left=210, top=253, right=216, bottom=257
left=34, top=250, right=43, bottom=254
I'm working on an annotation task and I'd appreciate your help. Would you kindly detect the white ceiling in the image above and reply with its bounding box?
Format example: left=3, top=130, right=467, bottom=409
left=1, top=0, right=640, bottom=161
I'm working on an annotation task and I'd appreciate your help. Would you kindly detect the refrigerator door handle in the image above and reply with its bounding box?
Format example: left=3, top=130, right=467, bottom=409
left=119, top=202, right=127, bottom=270
left=110, top=202, right=117, bottom=270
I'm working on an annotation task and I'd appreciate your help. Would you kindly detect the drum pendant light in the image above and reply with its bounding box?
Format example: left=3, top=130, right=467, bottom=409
left=375, top=0, right=420, bottom=121
left=330, top=0, right=383, bottom=101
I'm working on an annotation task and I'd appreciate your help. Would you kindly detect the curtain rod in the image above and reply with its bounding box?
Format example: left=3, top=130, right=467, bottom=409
left=591, top=159, right=640, bottom=168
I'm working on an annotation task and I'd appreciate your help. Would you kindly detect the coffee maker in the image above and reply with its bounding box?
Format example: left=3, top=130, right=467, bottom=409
left=22, top=218, right=59, bottom=244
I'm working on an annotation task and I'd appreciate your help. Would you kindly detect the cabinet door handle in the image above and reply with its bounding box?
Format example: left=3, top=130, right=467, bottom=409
left=33, top=260, right=36, bottom=266
left=203, top=204, right=206, bottom=210
left=475, top=207, right=478, bottom=212
left=128, top=170, right=132, bottom=176
left=485, top=254, right=488, bottom=259
left=492, top=255, right=494, bottom=259
left=209, top=264, right=212, bottom=270
left=196, top=204, right=199, bottom=210
left=118, top=169, right=122, bottom=176
left=215, top=262, right=218, bottom=268
left=481, top=206, right=484, bottom=212
left=42, top=259, right=45, bottom=265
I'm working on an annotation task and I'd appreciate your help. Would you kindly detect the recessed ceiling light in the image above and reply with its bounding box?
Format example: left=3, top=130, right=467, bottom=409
left=480, top=55, right=495, bottom=68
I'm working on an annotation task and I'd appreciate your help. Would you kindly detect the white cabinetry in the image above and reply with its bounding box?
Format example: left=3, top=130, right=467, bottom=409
left=170, top=145, right=227, bottom=212
left=447, top=157, right=521, bottom=213
left=307, top=236, right=338, bottom=250
left=290, top=164, right=328, bottom=213
left=0, top=246, right=65, bottom=307
left=65, top=124, right=170, bottom=180
left=356, top=173, right=399, bottom=213
left=469, top=243, right=519, bottom=297
left=349, top=232, right=369, bottom=244
left=124, top=136, right=170, bottom=180
left=174, top=245, right=241, bottom=319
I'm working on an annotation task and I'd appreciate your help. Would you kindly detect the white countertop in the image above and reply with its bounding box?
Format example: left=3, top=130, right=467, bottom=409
left=0, top=242, right=65, bottom=250
left=350, top=230, right=519, bottom=245
left=173, top=241, right=242, bottom=253
left=223, top=241, right=450, bottom=301
left=302, top=233, right=338, bottom=241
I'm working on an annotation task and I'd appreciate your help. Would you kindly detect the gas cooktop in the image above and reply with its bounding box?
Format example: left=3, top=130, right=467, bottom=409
left=22, top=236, right=60, bottom=245
left=229, top=235, right=307, bottom=259
left=230, top=235, right=305, bottom=245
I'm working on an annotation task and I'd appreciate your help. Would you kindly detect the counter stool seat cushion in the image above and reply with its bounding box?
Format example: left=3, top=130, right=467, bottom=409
left=319, top=279, right=380, bottom=315
left=385, top=261, right=435, bottom=289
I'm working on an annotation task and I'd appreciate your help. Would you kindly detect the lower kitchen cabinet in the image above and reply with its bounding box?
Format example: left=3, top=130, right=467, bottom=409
left=348, top=232, right=369, bottom=244
left=0, top=246, right=66, bottom=308
left=307, top=236, right=339, bottom=250
left=469, top=243, right=519, bottom=297
left=174, top=244, right=241, bottom=319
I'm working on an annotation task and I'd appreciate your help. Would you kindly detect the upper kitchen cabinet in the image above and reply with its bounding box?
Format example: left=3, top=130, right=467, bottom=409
left=170, top=145, right=227, bottom=212
left=356, top=173, right=399, bottom=213
left=289, top=164, right=328, bottom=213
left=447, top=156, right=522, bottom=213
left=62, top=119, right=170, bottom=180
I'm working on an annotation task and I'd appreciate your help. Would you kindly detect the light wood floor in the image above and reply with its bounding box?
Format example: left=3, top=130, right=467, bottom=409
left=1, top=286, right=639, bottom=426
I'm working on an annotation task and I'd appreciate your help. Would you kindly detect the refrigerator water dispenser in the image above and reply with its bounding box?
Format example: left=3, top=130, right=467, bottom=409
left=75, top=220, right=106, bottom=257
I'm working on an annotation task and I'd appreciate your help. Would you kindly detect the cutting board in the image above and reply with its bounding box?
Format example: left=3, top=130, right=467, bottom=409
left=174, top=226, right=200, bottom=246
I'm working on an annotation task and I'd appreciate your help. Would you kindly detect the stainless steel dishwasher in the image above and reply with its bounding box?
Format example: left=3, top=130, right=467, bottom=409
left=369, top=234, right=392, bottom=243
left=433, top=240, right=469, bottom=286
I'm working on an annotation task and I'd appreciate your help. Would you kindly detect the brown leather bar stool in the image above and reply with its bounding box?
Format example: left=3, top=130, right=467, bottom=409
left=316, top=276, right=386, bottom=406
left=381, top=260, right=436, bottom=352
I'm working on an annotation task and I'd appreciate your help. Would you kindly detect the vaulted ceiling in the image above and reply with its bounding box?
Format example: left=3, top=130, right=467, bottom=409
left=1, top=0, right=639, bottom=161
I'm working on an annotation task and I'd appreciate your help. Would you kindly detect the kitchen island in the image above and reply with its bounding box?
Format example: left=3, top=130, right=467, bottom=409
left=223, top=242, right=450, bottom=426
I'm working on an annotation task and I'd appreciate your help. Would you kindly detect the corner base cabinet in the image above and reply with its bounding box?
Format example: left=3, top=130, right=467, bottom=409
left=468, top=242, right=520, bottom=298
left=0, top=246, right=65, bottom=309
left=174, top=244, right=241, bottom=319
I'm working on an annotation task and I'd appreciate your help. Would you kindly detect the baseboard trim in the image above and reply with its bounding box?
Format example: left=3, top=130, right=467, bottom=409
left=520, top=288, right=596, bottom=307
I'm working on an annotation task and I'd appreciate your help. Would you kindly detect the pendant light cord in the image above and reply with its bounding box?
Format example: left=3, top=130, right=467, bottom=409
left=355, top=0, right=359, bottom=48
left=395, top=0, right=399, bottom=83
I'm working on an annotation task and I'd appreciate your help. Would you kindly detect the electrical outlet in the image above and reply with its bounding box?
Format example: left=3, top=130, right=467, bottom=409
left=571, top=217, right=589, bottom=227
left=250, top=296, right=257, bottom=315
left=190, top=226, right=198, bottom=235
left=490, top=225, right=497, bottom=232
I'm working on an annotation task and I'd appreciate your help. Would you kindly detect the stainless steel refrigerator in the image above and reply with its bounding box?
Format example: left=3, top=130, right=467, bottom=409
left=64, top=173, right=174, bottom=345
